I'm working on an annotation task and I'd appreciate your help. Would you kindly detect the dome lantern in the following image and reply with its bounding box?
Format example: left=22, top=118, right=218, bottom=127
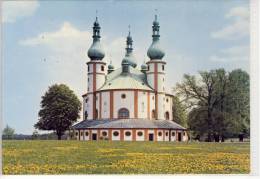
left=122, top=26, right=137, bottom=68
left=147, top=12, right=165, bottom=60
left=108, top=60, right=114, bottom=74
left=87, top=15, right=105, bottom=60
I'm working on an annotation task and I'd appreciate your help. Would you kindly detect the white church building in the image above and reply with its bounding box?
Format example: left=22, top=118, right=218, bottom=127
left=72, top=15, right=188, bottom=142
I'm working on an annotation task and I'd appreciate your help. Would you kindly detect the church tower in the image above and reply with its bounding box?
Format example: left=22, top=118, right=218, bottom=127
left=146, top=14, right=166, bottom=120
left=86, top=16, right=106, bottom=120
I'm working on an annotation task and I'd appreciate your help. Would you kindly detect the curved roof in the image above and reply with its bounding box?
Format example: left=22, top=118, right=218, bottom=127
left=98, top=66, right=152, bottom=91
left=72, top=119, right=186, bottom=130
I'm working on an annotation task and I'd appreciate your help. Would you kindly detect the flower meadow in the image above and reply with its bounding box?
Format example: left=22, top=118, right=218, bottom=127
left=2, top=140, right=249, bottom=174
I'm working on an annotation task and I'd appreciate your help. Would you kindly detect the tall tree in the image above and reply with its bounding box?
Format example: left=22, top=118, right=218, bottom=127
left=172, top=96, right=188, bottom=127
left=176, top=69, right=249, bottom=142
left=2, top=125, right=15, bottom=139
left=225, top=69, right=250, bottom=141
left=35, top=84, right=81, bottom=140
left=175, top=70, right=219, bottom=141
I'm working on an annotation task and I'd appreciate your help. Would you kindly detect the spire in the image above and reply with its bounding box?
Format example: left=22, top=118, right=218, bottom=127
left=93, top=11, right=100, bottom=41
left=147, top=11, right=165, bottom=60
left=152, top=9, right=160, bottom=41
left=122, top=25, right=137, bottom=68
left=126, top=25, right=133, bottom=53
left=87, top=13, right=105, bottom=60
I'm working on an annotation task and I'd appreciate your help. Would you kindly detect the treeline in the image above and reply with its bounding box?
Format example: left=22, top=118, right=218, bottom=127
left=174, top=68, right=249, bottom=142
left=2, top=125, right=68, bottom=140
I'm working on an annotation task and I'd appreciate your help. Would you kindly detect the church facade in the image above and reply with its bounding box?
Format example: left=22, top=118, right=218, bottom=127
left=72, top=15, right=188, bottom=142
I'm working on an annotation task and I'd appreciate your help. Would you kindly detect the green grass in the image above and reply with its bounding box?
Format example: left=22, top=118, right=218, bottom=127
left=2, top=140, right=250, bottom=174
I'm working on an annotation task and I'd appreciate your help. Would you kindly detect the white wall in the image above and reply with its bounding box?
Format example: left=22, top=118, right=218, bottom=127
left=84, top=130, right=90, bottom=141
left=165, top=95, right=172, bottom=120
left=79, top=130, right=84, bottom=140
left=124, top=130, right=132, bottom=141
left=114, top=91, right=134, bottom=118
left=157, top=130, right=164, bottom=141
left=138, top=91, right=148, bottom=119
left=170, top=131, right=176, bottom=141
left=100, top=129, right=109, bottom=139
left=136, top=130, right=145, bottom=141
left=111, top=130, right=120, bottom=141
left=164, top=130, right=170, bottom=141
left=101, top=91, right=110, bottom=119
left=157, top=94, right=166, bottom=120
left=84, top=93, right=93, bottom=120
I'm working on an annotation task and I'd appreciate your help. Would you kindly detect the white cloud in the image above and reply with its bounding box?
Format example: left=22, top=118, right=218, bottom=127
left=3, top=0, right=39, bottom=23
left=19, top=22, right=139, bottom=97
left=211, top=6, right=249, bottom=40
left=19, top=22, right=147, bottom=120
left=209, top=45, right=249, bottom=62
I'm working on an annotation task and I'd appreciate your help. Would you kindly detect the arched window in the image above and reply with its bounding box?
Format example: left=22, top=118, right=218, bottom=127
left=118, top=108, right=129, bottom=119
left=152, top=110, right=156, bottom=119
left=165, top=111, right=170, bottom=120
left=101, top=65, right=104, bottom=71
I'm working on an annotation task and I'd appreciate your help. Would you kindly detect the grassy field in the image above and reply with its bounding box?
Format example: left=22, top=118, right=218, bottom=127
left=2, top=140, right=250, bottom=174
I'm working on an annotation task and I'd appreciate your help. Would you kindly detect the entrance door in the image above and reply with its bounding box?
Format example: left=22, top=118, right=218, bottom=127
left=149, top=134, right=154, bottom=141
left=92, top=133, right=97, bottom=141
left=178, top=132, right=182, bottom=142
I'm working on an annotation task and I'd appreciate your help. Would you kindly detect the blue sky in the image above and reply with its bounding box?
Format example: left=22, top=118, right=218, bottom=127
left=3, top=0, right=250, bottom=134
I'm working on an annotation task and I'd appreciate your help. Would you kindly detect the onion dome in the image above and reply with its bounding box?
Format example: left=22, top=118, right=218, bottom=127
left=122, top=27, right=137, bottom=68
left=108, top=61, right=114, bottom=74
left=147, top=14, right=165, bottom=60
left=87, top=17, right=105, bottom=60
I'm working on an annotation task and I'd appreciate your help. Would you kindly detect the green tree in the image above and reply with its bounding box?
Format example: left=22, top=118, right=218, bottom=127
left=172, top=96, right=188, bottom=127
left=175, top=70, right=219, bottom=141
left=3, top=125, right=15, bottom=139
left=32, top=130, right=39, bottom=140
left=176, top=69, right=250, bottom=142
left=225, top=69, right=250, bottom=141
left=35, top=84, right=81, bottom=140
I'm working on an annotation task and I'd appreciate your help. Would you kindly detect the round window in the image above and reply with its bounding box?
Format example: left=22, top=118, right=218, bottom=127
left=121, top=94, right=126, bottom=99
left=102, top=131, right=107, bottom=136
left=85, top=132, right=89, bottom=136
left=75, top=132, right=78, bottom=136
left=125, top=131, right=131, bottom=136
left=158, top=132, right=162, bottom=136
left=113, top=131, right=119, bottom=136
left=137, top=131, right=143, bottom=136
